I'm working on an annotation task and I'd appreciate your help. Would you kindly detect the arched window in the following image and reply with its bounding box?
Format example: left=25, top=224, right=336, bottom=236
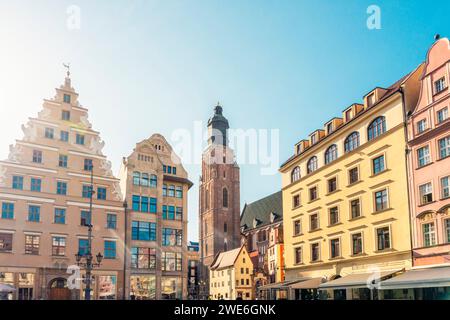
left=223, top=188, right=228, bottom=208
left=325, top=144, right=338, bottom=164
left=368, top=116, right=386, bottom=141
left=307, top=156, right=318, bottom=174
left=344, top=132, right=360, bottom=153
left=291, top=166, right=301, bottom=183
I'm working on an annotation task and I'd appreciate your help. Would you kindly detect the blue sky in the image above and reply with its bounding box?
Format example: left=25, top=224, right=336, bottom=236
left=0, top=0, right=449, bottom=241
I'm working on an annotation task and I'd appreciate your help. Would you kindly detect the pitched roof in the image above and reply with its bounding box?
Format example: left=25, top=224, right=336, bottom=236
left=240, top=191, right=283, bottom=232
left=210, top=247, right=242, bottom=270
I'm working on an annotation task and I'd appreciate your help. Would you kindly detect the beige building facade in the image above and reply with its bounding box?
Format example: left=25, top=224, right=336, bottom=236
left=0, top=73, right=125, bottom=300
left=119, top=134, right=192, bottom=299
left=209, top=245, right=254, bottom=300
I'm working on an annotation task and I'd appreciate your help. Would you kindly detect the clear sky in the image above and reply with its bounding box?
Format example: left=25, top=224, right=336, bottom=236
left=0, top=0, right=449, bottom=241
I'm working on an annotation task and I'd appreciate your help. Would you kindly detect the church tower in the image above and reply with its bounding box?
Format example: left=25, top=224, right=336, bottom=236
left=198, top=104, right=240, bottom=289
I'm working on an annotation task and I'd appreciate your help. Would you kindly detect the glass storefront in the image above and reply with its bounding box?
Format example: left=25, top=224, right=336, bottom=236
left=98, top=275, right=117, bottom=300
left=0, top=272, right=14, bottom=300
left=161, top=277, right=182, bottom=300
left=18, top=273, right=34, bottom=300
left=130, top=275, right=156, bottom=300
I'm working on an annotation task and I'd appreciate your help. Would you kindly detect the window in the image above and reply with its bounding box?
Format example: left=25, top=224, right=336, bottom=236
left=438, top=136, right=450, bottom=159
left=131, top=221, right=156, bottom=241
left=80, top=210, right=91, bottom=226
left=162, top=252, right=182, bottom=271
left=349, top=167, right=359, bottom=184
left=162, top=184, right=167, bottom=197
left=44, top=128, right=54, bottom=139
left=162, top=228, right=182, bottom=246
left=344, top=132, right=360, bottom=153
left=345, top=109, right=352, bottom=121
left=352, top=233, right=363, bottom=255
left=222, top=188, right=228, bottom=207
left=54, top=208, right=66, bottom=224
left=1, top=203, right=14, bottom=219
left=0, top=233, right=13, bottom=252
left=377, top=227, right=391, bottom=250
left=326, top=123, right=333, bottom=134
left=324, top=144, right=338, bottom=164
left=330, top=238, right=340, bottom=258
left=60, top=131, right=69, bottom=142
left=309, top=186, right=318, bottom=201
left=141, top=173, right=149, bottom=187
left=63, top=94, right=71, bottom=103
left=350, top=198, right=361, bottom=219
left=30, top=178, right=41, bottom=192
left=422, top=223, right=436, bottom=247
left=294, top=247, right=302, bottom=264
left=25, top=235, right=40, bottom=255
left=167, top=166, right=172, bottom=174
left=61, top=110, right=71, bottom=121
left=32, top=150, right=42, bottom=163
left=84, top=159, right=93, bottom=171
left=78, top=239, right=89, bottom=255
left=307, top=156, right=318, bottom=174
left=59, top=155, right=68, bottom=167
left=374, top=189, right=388, bottom=211
left=176, top=186, right=183, bottom=199
left=293, top=194, right=300, bottom=208
left=133, top=172, right=140, bottom=185
left=329, top=207, right=339, bottom=225
left=437, top=107, right=449, bottom=123
left=176, top=207, right=183, bottom=220
left=372, top=155, right=385, bottom=175
left=419, top=183, right=433, bottom=205
left=82, top=185, right=92, bottom=198
left=310, top=213, right=319, bottom=231
left=28, top=205, right=40, bottom=222
left=173, top=167, right=177, bottom=175
left=417, top=146, right=431, bottom=167
left=52, top=237, right=66, bottom=256
left=446, top=219, right=450, bottom=243
left=163, top=165, right=167, bottom=173
left=224, top=223, right=227, bottom=233
left=311, top=243, right=320, bottom=262
left=150, top=174, right=157, bottom=187
left=417, top=119, right=427, bottom=133
left=367, top=93, right=376, bottom=108
left=12, top=176, right=23, bottom=189
left=76, top=134, right=85, bottom=145
left=434, top=77, right=446, bottom=94
left=132, top=195, right=140, bottom=211
left=57, top=181, right=67, bottom=195
left=368, top=116, right=386, bottom=141
left=168, top=185, right=175, bottom=197
left=311, top=134, right=317, bottom=145
left=149, top=198, right=157, bottom=213
left=294, top=220, right=302, bottom=236
left=442, top=176, right=450, bottom=199
left=107, top=214, right=117, bottom=229
left=104, top=241, right=116, bottom=259
left=97, top=187, right=106, bottom=200
left=291, top=166, right=300, bottom=183
left=131, top=247, right=156, bottom=269
left=328, top=177, right=337, bottom=193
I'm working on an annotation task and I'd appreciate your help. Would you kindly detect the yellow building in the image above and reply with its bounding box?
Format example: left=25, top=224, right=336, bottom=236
left=209, top=245, right=253, bottom=300
left=279, top=65, right=423, bottom=300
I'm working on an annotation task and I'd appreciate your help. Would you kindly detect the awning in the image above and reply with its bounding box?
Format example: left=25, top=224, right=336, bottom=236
left=379, top=266, right=450, bottom=290
left=258, top=279, right=306, bottom=291
left=290, top=277, right=325, bottom=290
left=318, top=270, right=400, bottom=290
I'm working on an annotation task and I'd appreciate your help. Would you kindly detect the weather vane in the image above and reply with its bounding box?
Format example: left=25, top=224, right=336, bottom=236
left=63, top=62, right=71, bottom=77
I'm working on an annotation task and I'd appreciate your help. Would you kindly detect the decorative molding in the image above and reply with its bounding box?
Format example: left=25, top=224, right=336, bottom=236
left=67, top=201, right=124, bottom=211
left=0, top=193, right=55, bottom=203
left=16, top=140, right=59, bottom=152
left=0, top=161, right=58, bottom=174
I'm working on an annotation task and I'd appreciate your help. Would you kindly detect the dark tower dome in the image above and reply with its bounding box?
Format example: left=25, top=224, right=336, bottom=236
left=207, top=103, right=229, bottom=146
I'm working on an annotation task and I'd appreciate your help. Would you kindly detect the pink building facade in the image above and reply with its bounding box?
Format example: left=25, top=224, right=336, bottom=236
left=407, top=37, right=450, bottom=266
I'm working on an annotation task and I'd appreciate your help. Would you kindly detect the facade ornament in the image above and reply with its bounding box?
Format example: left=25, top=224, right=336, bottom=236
left=0, top=165, right=7, bottom=187
left=112, top=181, right=123, bottom=201
left=21, top=123, right=38, bottom=142
left=89, top=135, right=105, bottom=156
left=100, top=159, right=113, bottom=177
left=8, top=144, right=23, bottom=163
left=79, top=114, right=92, bottom=129
left=38, top=108, right=52, bottom=120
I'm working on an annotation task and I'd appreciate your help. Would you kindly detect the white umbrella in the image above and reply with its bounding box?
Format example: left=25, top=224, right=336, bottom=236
left=0, top=284, right=16, bottom=293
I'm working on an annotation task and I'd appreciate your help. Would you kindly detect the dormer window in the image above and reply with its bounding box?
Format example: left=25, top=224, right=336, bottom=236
left=296, top=144, right=301, bottom=155
left=253, top=218, right=260, bottom=229
left=367, top=93, right=376, bottom=108
left=345, top=109, right=352, bottom=122
left=326, top=123, right=333, bottom=134
left=434, top=77, right=446, bottom=94
left=270, top=212, right=277, bottom=223
left=311, top=134, right=317, bottom=145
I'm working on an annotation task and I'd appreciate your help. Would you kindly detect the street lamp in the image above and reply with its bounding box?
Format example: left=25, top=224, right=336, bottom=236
left=74, top=164, right=103, bottom=300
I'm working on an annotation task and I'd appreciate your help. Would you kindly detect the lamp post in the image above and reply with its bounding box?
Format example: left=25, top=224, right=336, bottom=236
left=75, top=164, right=103, bottom=300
